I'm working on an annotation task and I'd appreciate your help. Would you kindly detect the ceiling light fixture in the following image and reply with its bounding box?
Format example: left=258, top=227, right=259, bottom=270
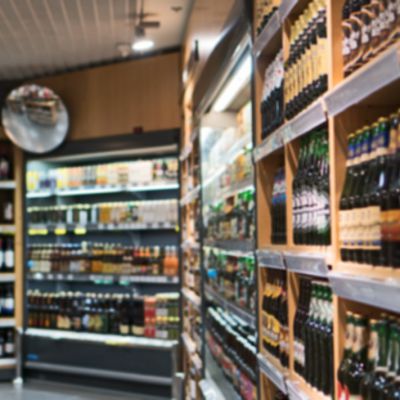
left=212, top=54, right=252, bottom=112
left=132, top=38, right=154, bottom=52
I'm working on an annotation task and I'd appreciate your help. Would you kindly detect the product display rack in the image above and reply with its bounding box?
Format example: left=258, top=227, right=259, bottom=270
left=22, top=131, right=181, bottom=398
left=0, top=140, right=23, bottom=382
left=180, top=106, right=205, bottom=399
left=252, top=0, right=400, bottom=399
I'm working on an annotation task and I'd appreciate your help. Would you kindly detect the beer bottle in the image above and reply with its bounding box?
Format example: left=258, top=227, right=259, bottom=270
left=360, top=319, right=380, bottom=399
left=346, top=314, right=368, bottom=399
left=369, top=319, right=390, bottom=399
left=338, top=312, right=355, bottom=399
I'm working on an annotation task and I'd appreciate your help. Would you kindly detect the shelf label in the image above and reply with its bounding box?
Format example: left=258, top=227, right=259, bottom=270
left=74, top=226, right=87, bottom=235
left=54, top=225, right=67, bottom=235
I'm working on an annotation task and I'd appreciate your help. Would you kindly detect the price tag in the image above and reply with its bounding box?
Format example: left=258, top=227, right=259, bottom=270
left=54, top=225, right=67, bottom=235
left=74, top=226, right=87, bottom=235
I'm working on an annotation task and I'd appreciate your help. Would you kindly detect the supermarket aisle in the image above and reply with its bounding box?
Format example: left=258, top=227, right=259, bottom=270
left=0, top=381, right=165, bottom=400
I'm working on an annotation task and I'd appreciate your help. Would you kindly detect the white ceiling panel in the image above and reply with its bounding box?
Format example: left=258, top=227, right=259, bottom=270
left=0, top=0, right=192, bottom=80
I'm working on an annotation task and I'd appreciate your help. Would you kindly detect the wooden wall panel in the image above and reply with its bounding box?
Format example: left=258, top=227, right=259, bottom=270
left=26, top=52, right=181, bottom=141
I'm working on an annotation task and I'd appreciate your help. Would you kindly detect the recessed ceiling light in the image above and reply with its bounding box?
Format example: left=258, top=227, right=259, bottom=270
left=132, top=38, right=154, bottom=52
left=171, top=6, right=183, bottom=12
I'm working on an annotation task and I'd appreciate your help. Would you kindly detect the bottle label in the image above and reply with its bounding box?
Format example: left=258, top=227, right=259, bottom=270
left=5, top=343, right=14, bottom=354
left=5, top=250, right=13, bottom=268
left=349, top=396, right=362, bottom=400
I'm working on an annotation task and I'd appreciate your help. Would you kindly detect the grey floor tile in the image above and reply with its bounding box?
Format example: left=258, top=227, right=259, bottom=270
left=0, top=382, right=166, bottom=400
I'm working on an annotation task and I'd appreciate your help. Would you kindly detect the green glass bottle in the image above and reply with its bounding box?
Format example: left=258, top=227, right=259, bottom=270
left=387, top=324, right=400, bottom=400
left=369, top=319, right=390, bottom=399
left=360, top=319, right=380, bottom=399
left=379, top=321, right=399, bottom=400
left=346, top=314, right=368, bottom=399
left=338, top=312, right=356, bottom=399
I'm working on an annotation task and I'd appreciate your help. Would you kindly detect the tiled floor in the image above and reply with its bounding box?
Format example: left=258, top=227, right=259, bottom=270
left=0, top=381, right=165, bottom=400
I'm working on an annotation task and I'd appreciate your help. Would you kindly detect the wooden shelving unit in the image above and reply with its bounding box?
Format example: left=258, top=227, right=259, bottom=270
left=252, top=0, right=400, bottom=399
left=0, top=140, right=23, bottom=381
left=180, top=84, right=204, bottom=399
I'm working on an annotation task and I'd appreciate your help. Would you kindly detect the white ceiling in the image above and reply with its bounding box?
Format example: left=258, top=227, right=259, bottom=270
left=0, top=0, right=192, bottom=80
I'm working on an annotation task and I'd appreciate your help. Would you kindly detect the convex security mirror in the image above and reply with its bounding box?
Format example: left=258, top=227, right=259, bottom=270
left=2, top=84, right=69, bottom=154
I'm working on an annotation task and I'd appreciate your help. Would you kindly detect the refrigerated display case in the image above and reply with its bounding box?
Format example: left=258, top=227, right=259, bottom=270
left=22, top=130, right=181, bottom=397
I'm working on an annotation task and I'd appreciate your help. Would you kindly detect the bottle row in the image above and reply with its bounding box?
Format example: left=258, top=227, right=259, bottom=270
left=293, top=277, right=334, bottom=397
left=27, top=290, right=180, bottom=340
left=207, top=306, right=257, bottom=400
left=28, top=243, right=179, bottom=277
left=340, top=110, right=400, bottom=268
left=0, top=238, right=14, bottom=272
left=342, top=0, right=400, bottom=77
left=26, top=158, right=178, bottom=193
left=204, top=248, right=256, bottom=314
left=270, top=126, right=331, bottom=246
left=0, top=329, right=14, bottom=359
left=255, top=0, right=279, bottom=35
left=261, top=270, right=289, bottom=368
left=0, top=284, right=14, bottom=317
left=205, top=189, right=255, bottom=242
left=28, top=199, right=178, bottom=227
left=338, top=311, right=400, bottom=400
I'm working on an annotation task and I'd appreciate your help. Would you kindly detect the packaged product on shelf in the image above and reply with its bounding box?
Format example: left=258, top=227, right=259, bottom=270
left=338, top=311, right=400, bottom=399
left=206, top=307, right=257, bottom=400
left=342, top=0, right=400, bottom=77
left=285, top=0, right=328, bottom=119
left=0, top=328, right=15, bottom=359
left=293, top=278, right=333, bottom=397
left=27, top=290, right=180, bottom=340
left=205, top=189, right=255, bottom=242
left=26, top=158, right=178, bottom=193
left=255, top=0, right=281, bottom=35
left=271, top=167, right=287, bottom=244
left=292, top=126, right=330, bottom=245
left=27, top=199, right=178, bottom=227
left=28, top=243, right=179, bottom=277
left=0, top=152, right=11, bottom=181
left=205, top=248, right=256, bottom=313
left=0, top=284, right=14, bottom=317
left=261, top=50, right=284, bottom=139
left=339, top=111, right=400, bottom=267
left=0, top=237, right=14, bottom=272
left=261, top=270, right=289, bottom=368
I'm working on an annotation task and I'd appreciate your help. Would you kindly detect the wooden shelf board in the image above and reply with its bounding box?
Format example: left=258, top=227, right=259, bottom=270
left=288, top=373, right=331, bottom=400
left=0, top=318, right=15, bottom=328
left=324, top=42, right=400, bottom=116
left=258, top=352, right=288, bottom=394
left=0, top=358, right=16, bottom=369
left=336, top=262, right=400, bottom=281
left=0, top=181, right=16, bottom=190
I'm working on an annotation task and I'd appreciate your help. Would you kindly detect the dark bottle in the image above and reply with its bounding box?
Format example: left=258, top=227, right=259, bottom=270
left=0, top=152, right=10, bottom=181
left=0, top=332, right=4, bottom=358
left=319, top=283, right=334, bottom=396
left=271, top=168, right=287, bottom=244
left=340, top=132, right=356, bottom=261
left=382, top=112, right=400, bottom=268
left=369, top=319, right=390, bottom=399
left=0, top=238, right=5, bottom=271
left=338, top=311, right=355, bottom=399
left=367, top=117, right=391, bottom=266
left=346, top=314, right=368, bottom=399
left=380, top=322, right=400, bottom=400
left=360, top=319, right=380, bottom=399
left=386, top=324, right=400, bottom=400
left=4, top=329, right=14, bottom=357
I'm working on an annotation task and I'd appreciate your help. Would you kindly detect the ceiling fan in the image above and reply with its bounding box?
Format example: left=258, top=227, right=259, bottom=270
left=130, top=0, right=161, bottom=38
